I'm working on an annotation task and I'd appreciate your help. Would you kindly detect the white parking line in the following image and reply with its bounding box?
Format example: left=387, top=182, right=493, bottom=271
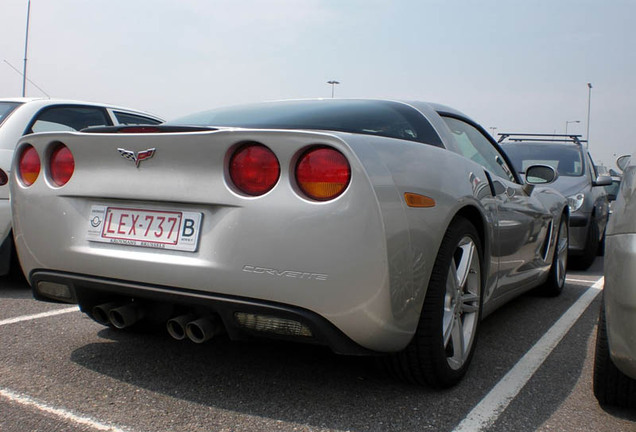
left=0, top=306, right=79, bottom=327
left=0, top=387, right=130, bottom=432
left=453, top=277, right=604, bottom=432
left=565, top=277, right=599, bottom=284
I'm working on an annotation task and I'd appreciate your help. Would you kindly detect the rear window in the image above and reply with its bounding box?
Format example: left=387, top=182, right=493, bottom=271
left=114, top=111, right=162, bottom=125
left=170, top=100, right=443, bottom=146
left=0, top=102, right=22, bottom=128
left=501, top=143, right=584, bottom=177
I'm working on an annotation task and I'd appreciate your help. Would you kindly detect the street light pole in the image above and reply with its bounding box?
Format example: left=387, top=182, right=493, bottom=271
left=565, top=120, right=580, bottom=138
left=327, top=80, right=340, bottom=98
left=22, top=0, right=31, bottom=97
left=489, top=126, right=498, bottom=138
left=586, top=83, right=592, bottom=149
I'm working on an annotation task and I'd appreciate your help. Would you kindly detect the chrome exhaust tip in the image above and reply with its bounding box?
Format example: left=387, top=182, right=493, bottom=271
left=108, top=303, right=144, bottom=329
left=91, top=302, right=120, bottom=326
left=185, top=317, right=223, bottom=344
left=166, top=314, right=196, bottom=340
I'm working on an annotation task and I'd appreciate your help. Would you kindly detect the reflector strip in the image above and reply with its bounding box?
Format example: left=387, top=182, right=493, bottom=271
left=404, top=193, right=435, bottom=208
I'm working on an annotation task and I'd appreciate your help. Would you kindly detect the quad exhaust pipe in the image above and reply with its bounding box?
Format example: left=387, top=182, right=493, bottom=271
left=91, top=302, right=145, bottom=329
left=167, top=314, right=223, bottom=343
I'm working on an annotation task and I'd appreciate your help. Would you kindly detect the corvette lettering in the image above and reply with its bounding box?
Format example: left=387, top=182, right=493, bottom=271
left=242, top=265, right=328, bottom=281
left=118, top=147, right=156, bottom=167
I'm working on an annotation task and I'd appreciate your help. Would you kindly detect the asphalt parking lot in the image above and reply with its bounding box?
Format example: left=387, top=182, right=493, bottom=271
left=1, top=258, right=635, bottom=432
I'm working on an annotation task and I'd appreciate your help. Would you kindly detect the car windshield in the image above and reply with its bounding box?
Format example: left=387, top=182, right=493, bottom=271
left=169, top=99, right=443, bottom=146
left=501, top=143, right=584, bottom=177
left=0, top=102, right=22, bottom=128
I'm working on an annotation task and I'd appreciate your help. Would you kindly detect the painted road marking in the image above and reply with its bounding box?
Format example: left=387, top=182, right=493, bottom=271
left=0, top=387, right=129, bottom=432
left=0, top=306, right=79, bottom=327
left=453, top=277, right=604, bottom=432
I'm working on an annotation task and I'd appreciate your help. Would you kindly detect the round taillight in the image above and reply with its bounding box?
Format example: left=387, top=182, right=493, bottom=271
left=50, top=144, right=75, bottom=186
left=296, top=147, right=350, bottom=201
left=229, top=144, right=280, bottom=196
left=0, top=169, right=7, bottom=186
left=18, top=145, right=41, bottom=186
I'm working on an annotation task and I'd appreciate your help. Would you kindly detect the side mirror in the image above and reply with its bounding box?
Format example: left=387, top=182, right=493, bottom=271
left=593, top=175, right=612, bottom=187
left=617, top=155, right=631, bottom=172
left=523, top=164, right=558, bottom=195
left=525, top=165, right=558, bottom=184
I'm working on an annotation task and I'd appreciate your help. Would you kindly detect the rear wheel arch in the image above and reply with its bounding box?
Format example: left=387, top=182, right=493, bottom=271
left=453, top=206, right=488, bottom=274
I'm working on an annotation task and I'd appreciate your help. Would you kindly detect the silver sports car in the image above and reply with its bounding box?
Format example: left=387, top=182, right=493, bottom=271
left=11, top=99, right=569, bottom=388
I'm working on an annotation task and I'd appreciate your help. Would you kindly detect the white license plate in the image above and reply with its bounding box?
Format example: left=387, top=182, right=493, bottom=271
left=86, top=205, right=202, bottom=252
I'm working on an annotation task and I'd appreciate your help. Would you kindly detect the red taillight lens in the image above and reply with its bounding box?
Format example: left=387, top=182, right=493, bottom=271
left=50, top=144, right=75, bottom=186
left=18, top=145, right=41, bottom=186
left=229, top=144, right=280, bottom=196
left=296, top=147, right=350, bottom=201
left=0, top=169, right=7, bottom=186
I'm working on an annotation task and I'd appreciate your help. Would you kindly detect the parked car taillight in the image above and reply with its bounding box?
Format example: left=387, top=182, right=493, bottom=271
left=50, top=144, right=74, bottom=186
left=229, top=143, right=280, bottom=196
left=18, top=145, right=41, bottom=186
left=296, top=147, right=350, bottom=201
left=0, top=168, right=7, bottom=186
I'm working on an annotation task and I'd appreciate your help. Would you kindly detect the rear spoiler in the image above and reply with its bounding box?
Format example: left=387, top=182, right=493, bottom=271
left=81, top=125, right=216, bottom=134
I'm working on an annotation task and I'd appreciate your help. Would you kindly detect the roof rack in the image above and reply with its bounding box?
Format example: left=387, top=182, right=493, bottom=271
left=497, top=133, right=587, bottom=145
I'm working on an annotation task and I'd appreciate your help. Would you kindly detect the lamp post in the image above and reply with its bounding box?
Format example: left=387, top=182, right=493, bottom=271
left=22, top=0, right=31, bottom=97
left=586, top=83, right=592, bottom=149
left=489, top=126, right=498, bottom=138
left=327, top=80, right=340, bottom=98
left=565, top=120, right=580, bottom=138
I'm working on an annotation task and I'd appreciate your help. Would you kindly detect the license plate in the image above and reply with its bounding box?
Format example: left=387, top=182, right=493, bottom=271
left=87, top=205, right=202, bottom=252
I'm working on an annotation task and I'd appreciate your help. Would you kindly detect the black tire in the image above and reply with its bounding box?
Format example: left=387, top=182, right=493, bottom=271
left=536, top=215, right=568, bottom=297
left=571, top=221, right=599, bottom=270
left=386, top=217, right=483, bottom=388
left=593, top=298, right=636, bottom=408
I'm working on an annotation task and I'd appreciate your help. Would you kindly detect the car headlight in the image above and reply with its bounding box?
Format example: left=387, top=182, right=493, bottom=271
left=567, top=193, right=585, bottom=212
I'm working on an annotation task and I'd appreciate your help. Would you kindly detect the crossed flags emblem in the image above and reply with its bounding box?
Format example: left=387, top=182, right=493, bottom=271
left=117, top=148, right=156, bottom=168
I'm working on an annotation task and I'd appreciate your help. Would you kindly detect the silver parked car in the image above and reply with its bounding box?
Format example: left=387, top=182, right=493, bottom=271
left=500, top=134, right=611, bottom=270
left=594, top=154, right=636, bottom=408
left=11, top=99, right=569, bottom=388
left=0, top=98, right=163, bottom=277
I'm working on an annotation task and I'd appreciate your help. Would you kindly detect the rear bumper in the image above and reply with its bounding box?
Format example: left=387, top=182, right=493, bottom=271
left=31, top=270, right=377, bottom=356
left=604, top=233, right=636, bottom=379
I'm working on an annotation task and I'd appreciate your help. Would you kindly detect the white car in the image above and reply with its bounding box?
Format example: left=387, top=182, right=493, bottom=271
left=0, top=98, right=163, bottom=276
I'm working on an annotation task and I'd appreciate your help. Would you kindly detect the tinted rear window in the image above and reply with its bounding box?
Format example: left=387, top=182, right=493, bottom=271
left=170, top=100, right=443, bottom=146
left=501, top=143, right=584, bottom=177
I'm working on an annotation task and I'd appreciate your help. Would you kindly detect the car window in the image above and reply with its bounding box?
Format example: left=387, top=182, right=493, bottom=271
left=442, top=116, right=515, bottom=182
left=26, top=105, right=111, bottom=134
left=171, top=99, right=444, bottom=146
left=31, top=121, right=76, bottom=133
left=113, top=111, right=162, bottom=125
left=605, top=179, right=621, bottom=197
left=501, top=143, right=584, bottom=177
left=0, top=102, right=22, bottom=128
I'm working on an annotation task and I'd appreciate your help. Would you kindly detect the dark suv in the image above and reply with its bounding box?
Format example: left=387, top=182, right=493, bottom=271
left=500, top=134, right=612, bottom=270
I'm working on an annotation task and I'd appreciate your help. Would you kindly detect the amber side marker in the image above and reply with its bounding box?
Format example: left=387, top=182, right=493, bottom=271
left=404, top=192, right=436, bottom=208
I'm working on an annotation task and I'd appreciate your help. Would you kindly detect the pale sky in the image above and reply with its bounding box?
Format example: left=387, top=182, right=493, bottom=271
left=1, top=0, right=634, bottom=168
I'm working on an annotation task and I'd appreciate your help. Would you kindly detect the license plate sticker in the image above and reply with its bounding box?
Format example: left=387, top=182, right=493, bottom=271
left=87, top=206, right=202, bottom=252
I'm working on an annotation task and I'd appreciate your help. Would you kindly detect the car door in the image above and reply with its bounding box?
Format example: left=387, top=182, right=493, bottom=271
left=440, top=116, right=553, bottom=299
